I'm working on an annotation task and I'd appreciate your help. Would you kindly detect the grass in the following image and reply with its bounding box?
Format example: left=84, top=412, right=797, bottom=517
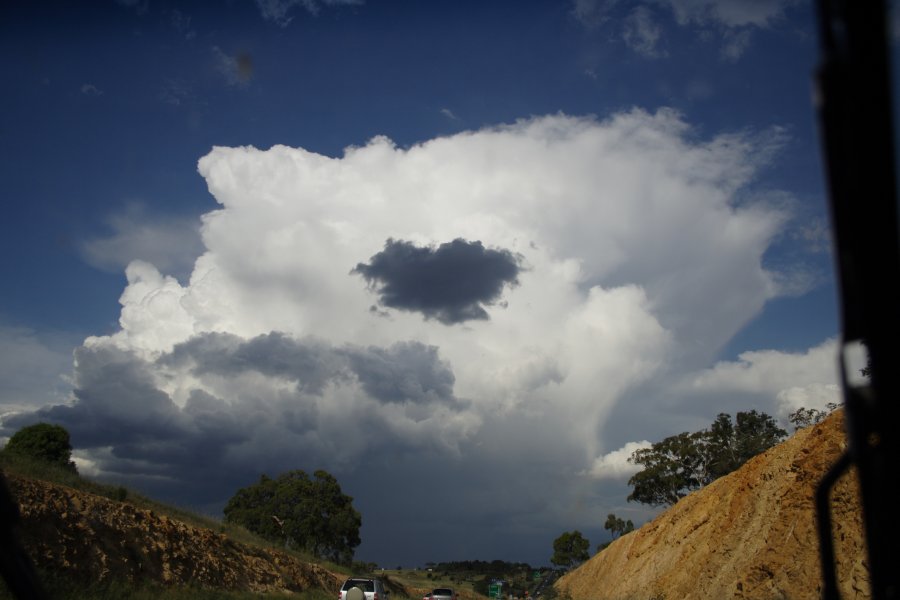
left=378, top=569, right=484, bottom=597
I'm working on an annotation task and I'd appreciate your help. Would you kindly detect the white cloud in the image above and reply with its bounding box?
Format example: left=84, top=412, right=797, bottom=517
left=95, top=110, right=791, bottom=368
left=589, top=440, right=652, bottom=479
left=684, top=338, right=840, bottom=419
left=104, top=261, right=197, bottom=354
left=776, top=383, right=841, bottom=416
left=3, top=108, right=837, bottom=565
left=687, top=338, right=838, bottom=392
left=89, top=109, right=793, bottom=443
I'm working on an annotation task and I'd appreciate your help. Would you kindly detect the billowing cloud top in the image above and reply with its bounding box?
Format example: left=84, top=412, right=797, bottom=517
left=3, top=108, right=836, bottom=565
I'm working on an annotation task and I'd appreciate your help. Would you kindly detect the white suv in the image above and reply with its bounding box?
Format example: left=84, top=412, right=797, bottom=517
left=339, top=578, right=390, bottom=600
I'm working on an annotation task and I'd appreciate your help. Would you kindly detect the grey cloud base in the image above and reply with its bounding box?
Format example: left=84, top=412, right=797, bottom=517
left=3, top=331, right=466, bottom=506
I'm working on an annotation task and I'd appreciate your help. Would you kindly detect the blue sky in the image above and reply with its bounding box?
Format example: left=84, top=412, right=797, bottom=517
left=0, top=0, right=876, bottom=569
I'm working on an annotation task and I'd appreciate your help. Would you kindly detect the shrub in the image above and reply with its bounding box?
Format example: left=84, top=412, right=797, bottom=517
left=4, top=423, right=77, bottom=473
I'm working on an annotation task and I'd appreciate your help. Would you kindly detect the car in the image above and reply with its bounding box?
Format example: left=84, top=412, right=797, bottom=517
left=339, top=577, right=390, bottom=600
left=431, top=588, right=456, bottom=600
left=422, top=593, right=433, bottom=600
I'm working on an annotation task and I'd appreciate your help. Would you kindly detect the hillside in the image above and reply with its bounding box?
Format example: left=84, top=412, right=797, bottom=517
left=555, top=410, right=869, bottom=600
left=2, top=473, right=344, bottom=595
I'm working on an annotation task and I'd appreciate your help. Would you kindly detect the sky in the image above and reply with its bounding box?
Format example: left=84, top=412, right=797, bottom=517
left=1, top=0, right=891, bottom=569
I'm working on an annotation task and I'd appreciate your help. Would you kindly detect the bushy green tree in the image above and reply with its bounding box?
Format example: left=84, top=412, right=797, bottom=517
left=705, top=410, right=787, bottom=479
left=551, top=530, right=590, bottom=569
left=627, top=410, right=786, bottom=506
left=224, top=469, right=361, bottom=564
left=732, top=410, right=787, bottom=463
left=627, top=430, right=706, bottom=506
left=3, top=422, right=77, bottom=473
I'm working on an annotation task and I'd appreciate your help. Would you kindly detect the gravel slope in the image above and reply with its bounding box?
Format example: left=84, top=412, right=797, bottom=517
left=6, top=474, right=344, bottom=594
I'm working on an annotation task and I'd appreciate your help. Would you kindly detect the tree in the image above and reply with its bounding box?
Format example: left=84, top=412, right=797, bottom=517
left=3, top=423, right=77, bottom=473
left=224, top=469, right=361, bottom=564
left=789, top=402, right=839, bottom=431
left=732, top=410, right=787, bottom=463
left=603, top=513, right=634, bottom=540
left=628, top=410, right=787, bottom=507
left=551, top=530, right=590, bottom=569
left=627, top=430, right=706, bottom=506
left=705, top=410, right=787, bottom=480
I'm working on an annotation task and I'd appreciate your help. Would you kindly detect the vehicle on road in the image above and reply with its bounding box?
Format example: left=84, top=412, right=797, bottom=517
left=339, top=577, right=389, bottom=600
left=431, top=588, right=456, bottom=600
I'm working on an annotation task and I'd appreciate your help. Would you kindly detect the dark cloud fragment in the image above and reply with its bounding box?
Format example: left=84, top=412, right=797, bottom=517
left=353, top=238, right=522, bottom=324
left=162, top=331, right=345, bottom=395
left=162, top=333, right=458, bottom=406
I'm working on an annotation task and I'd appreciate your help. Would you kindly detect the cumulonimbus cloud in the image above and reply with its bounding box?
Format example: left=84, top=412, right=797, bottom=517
left=11, top=107, right=799, bottom=478
left=0, top=108, right=836, bottom=564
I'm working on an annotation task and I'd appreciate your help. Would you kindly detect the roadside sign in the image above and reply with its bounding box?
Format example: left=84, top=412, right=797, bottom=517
left=533, top=571, right=541, bottom=581
left=488, top=583, right=502, bottom=598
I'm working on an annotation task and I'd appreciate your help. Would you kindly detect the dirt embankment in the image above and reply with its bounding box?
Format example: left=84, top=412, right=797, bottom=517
left=555, top=410, right=868, bottom=600
left=4, top=474, right=344, bottom=594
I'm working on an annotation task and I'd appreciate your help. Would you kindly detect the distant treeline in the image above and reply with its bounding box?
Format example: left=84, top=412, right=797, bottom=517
left=425, top=560, right=544, bottom=597
left=428, top=559, right=534, bottom=573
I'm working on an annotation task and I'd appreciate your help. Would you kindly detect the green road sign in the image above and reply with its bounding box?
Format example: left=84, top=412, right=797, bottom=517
left=533, top=571, right=541, bottom=581
left=488, top=583, right=502, bottom=598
